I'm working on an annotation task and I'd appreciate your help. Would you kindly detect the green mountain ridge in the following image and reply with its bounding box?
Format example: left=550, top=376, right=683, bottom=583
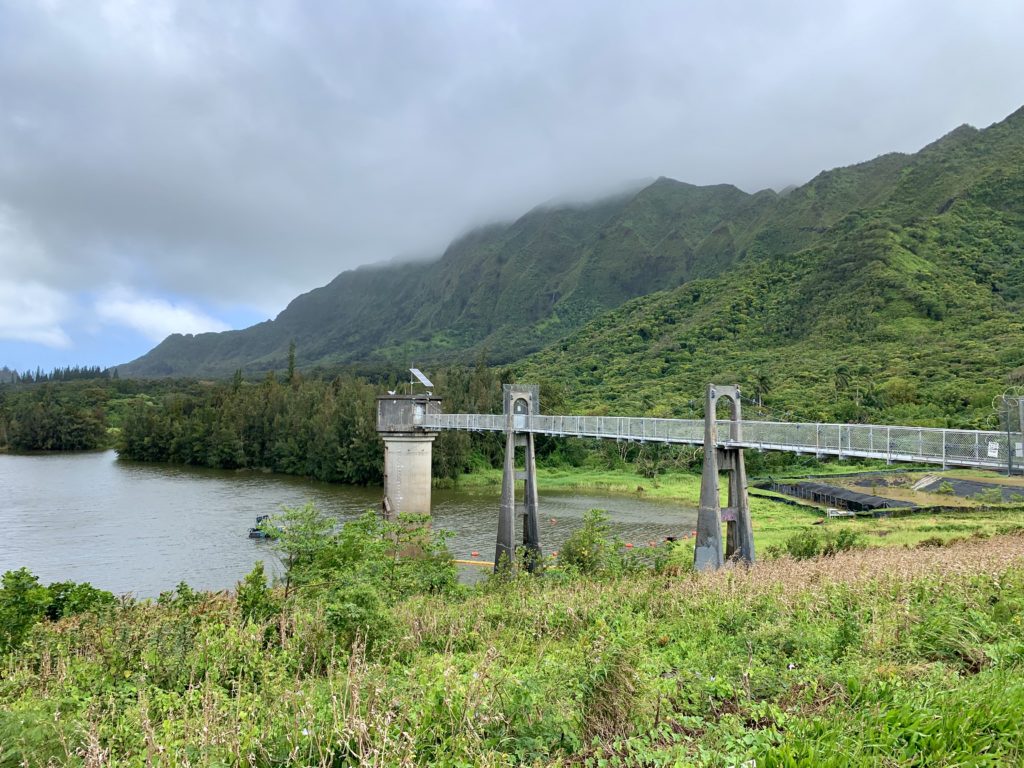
left=521, top=107, right=1024, bottom=426
left=122, top=106, right=1024, bottom=420
left=123, top=179, right=787, bottom=376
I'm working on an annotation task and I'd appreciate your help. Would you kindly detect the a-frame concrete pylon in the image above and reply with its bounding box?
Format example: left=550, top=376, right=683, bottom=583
left=694, top=384, right=756, bottom=570
left=495, top=384, right=543, bottom=572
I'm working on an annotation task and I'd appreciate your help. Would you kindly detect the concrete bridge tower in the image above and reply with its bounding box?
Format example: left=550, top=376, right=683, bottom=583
left=694, top=384, right=756, bottom=570
left=375, top=394, right=442, bottom=519
left=496, top=384, right=543, bottom=572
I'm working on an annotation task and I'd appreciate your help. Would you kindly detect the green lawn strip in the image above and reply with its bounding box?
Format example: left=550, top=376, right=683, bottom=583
left=452, top=466, right=704, bottom=501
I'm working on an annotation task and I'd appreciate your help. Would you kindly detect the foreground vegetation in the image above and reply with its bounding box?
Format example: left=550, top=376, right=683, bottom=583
left=3, top=505, right=1024, bottom=767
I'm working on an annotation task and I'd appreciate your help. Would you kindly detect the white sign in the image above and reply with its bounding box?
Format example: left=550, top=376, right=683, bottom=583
left=988, top=441, right=1000, bottom=459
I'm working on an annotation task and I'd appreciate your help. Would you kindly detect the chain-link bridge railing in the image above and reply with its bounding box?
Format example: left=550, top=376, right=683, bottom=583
left=421, top=412, right=1022, bottom=470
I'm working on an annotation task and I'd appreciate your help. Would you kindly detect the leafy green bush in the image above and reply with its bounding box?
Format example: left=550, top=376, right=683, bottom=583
left=1, top=570, right=117, bottom=655
left=157, top=580, right=204, bottom=608
left=559, top=509, right=616, bottom=575
left=822, top=527, right=866, bottom=556
left=784, top=527, right=866, bottom=560
left=0, top=708, right=67, bottom=768
left=975, top=487, right=1006, bottom=504
left=262, top=505, right=458, bottom=654
left=0, top=568, right=51, bottom=653
left=45, top=580, right=116, bottom=621
left=324, top=582, right=394, bottom=651
left=784, top=529, right=823, bottom=559
left=235, top=561, right=279, bottom=626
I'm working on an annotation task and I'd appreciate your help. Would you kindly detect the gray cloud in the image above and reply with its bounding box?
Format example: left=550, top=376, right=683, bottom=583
left=1, top=0, right=1023, bottom=343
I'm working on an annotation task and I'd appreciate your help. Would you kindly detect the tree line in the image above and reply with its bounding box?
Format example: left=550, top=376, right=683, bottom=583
left=116, top=358, right=556, bottom=485
left=0, top=365, right=116, bottom=384
left=0, top=383, right=108, bottom=451
left=0, top=377, right=212, bottom=452
left=119, top=373, right=385, bottom=484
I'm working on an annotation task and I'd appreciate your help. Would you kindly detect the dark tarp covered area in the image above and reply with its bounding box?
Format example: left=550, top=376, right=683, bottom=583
left=761, top=481, right=916, bottom=512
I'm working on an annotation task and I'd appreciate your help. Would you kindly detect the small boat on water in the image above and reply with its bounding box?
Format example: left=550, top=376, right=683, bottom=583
left=248, top=514, right=278, bottom=540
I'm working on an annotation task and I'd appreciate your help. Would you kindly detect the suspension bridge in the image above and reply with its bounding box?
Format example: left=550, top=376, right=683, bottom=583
left=422, top=412, right=1017, bottom=470
left=377, top=384, right=1023, bottom=572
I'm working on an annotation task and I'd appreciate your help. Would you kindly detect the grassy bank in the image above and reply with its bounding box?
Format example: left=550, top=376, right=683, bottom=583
left=454, top=466, right=705, bottom=501
left=451, top=460, right=908, bottom=502
left=3, top=531, right=1024, bottom=766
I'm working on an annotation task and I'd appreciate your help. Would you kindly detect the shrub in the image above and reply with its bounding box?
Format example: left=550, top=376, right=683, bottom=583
left=974, top=487, right=1005, bottom=504
left=559, top=509, right=616, bottom=575
left=268, top=507, right=458, bottom=602
left=785, top=529, right=823, bottom=559
left=157, top=580, right=204, bottom=608
left=236, top=561, right=279, bottom=626
left=936, top=481, right=955, bottom=495
left=324, top=581, right=394, bottom=651
left=45, top=580, right=116, bottom=621
left=823, top=528, right=866, bottom=556
left=784, top=528, right=865, bottom=560
left=0, top=568, right=52, bottom=653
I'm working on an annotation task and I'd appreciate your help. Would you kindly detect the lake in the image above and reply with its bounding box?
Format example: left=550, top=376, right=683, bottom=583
left=0, top=451, right=696, bottom=596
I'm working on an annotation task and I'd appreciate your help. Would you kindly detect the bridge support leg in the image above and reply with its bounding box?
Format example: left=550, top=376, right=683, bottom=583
left=522, top=432, right=542, bottom=571
left=724, top=448, right=755, bottom=563
left=495, top=430, right=543, bottom=573
left=695, top=438, right=724, bottom=570
left=496, top=430, right=516, bottom=570
left=695, top=384, right=755, bottom=570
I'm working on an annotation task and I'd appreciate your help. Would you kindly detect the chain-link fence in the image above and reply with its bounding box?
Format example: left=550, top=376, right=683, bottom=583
left=422, top=411, right=1021, bottom=471
left=996, top=392, right=1024, bottom=474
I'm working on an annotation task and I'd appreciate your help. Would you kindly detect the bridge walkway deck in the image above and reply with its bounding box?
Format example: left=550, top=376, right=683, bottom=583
left=421, top=413, right=1021, bottom=471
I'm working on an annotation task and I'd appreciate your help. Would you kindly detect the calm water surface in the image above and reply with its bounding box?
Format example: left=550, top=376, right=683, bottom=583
left=0, top=451, right=696, bottom=596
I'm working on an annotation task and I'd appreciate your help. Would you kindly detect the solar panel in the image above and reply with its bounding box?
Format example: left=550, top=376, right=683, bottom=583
left=409, top=368, right=434, bottom=389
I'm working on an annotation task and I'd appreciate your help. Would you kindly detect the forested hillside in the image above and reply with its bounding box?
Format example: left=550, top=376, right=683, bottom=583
left=522, top=108, right=1024, bottom=427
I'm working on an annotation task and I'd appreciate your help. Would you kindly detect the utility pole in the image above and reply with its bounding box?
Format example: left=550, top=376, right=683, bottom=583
left=1008, top=396, right=1014, bottom=477
left=1003, top=392, right=1024, bottom=477
left=1017, top=394, right=1024, bottom=478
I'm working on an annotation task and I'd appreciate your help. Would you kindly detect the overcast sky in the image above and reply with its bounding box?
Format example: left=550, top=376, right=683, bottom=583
left=1, top=0, right=1023, bottom=372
